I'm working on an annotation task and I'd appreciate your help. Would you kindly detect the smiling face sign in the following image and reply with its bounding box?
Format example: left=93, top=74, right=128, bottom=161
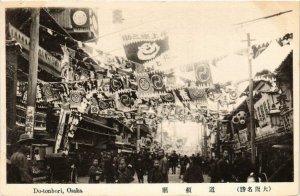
left=122, top=33, right=169, bottom=67
left=137, top=42, right=160, bottom=61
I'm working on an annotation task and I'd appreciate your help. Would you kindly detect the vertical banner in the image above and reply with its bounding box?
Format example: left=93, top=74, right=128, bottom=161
left=136, top=73, right=154, bottom=94
left=194, top=62, right=213, bottom=88
left=187, top=88, right=207, bottom=105
left=55, top=110, right=68, bottom=153
left=122, top=32, right=169, bottom=70
left=25, top=106, right=35, bottom=138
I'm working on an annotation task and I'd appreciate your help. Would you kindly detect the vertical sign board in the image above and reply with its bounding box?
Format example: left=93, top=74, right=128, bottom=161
left=54, top=110, right=67, bottom=152
left=25, top=106, right=35, bottom=138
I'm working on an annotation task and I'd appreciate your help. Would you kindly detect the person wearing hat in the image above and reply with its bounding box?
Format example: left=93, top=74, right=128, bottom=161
left=9, top=134, right=33, bottom=183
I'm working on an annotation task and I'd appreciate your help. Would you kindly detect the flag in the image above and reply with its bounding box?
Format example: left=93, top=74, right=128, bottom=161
left=69, top=91, right=82, bottom=108
left=187, top=88, right=207, bottom=104
left=251, top=42, right=270, bottom=59
left=136, top=73, right=154, bottom=94
left=42, top=83, right=55, bottom=102
left=194, top=62, right=213, bottom=87
left=148, top=71, right=166, bottom=93
left=98, top=99, right=116, bottom=110
left=117, top=91, right=137, bottom=111
left=277, top=33, right=293, bottom=46
left=174, top=89, right=191, bottom=102
left=160, top=90, right=175, bottom=104
left=122, top=32, right=169, bottom=69
left=110, top=77, right=124, bottom=92
left=124, top=112, right=136, bottom=119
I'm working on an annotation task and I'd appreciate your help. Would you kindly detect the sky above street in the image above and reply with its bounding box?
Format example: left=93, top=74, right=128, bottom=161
left=96, top=2, right=297, bottom=84
left=94, top=2, right=298, bottom=153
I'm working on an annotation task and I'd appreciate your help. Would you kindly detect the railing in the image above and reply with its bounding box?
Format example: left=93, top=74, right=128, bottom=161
left=281, top=109, right=293, bottom=131
left=8, top=23, right=62, bottom=72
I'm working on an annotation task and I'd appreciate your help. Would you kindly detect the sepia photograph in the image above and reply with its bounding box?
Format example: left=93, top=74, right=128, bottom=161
left=1, top=1, right=299, bottom=195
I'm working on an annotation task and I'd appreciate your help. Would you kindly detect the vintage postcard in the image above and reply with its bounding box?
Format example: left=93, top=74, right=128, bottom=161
left=0, top=1, right=299, bottom=196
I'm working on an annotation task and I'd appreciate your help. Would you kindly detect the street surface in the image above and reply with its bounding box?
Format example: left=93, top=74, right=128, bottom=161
left=78, top=168, right=211, bottom=183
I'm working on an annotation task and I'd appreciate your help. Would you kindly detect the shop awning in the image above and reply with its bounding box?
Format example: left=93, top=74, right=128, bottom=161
left=77, top=126, right=116, bottom=137
left=82, top=115, right=117, bottom=132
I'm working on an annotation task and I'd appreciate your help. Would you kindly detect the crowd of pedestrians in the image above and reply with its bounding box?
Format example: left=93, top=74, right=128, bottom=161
left=85, top=149, right=257, bottom=183
left=6, top=135, right=266, bottom=184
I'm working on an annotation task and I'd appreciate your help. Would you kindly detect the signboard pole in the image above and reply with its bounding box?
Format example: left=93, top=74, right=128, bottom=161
left=137, top=124, right=140, bottom=152
left=203, top=123, right=208, bottom=157
left=25, top=9, right=40, bottom=138
left=246, top=33, right=256, bottom=166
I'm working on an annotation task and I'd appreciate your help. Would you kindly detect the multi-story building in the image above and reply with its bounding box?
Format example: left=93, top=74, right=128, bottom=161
left=6, top=8, right=138, bottom=178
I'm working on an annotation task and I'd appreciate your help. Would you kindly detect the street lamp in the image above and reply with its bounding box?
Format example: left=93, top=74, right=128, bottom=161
left=268, top=104, right=281, bottom=127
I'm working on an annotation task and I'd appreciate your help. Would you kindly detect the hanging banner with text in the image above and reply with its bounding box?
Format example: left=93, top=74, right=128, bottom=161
left=122, top=32, right=169, bottom=70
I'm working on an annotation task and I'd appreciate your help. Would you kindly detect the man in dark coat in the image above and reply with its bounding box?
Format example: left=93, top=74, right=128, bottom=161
left=183, top=157, right=204, bottom=183
left=169, top=151, right=178, bottom=174
left=148, top=159, right=164, bottom=183
left=103, top=154, right=115, bottom=183
left=217, top=150, right=233, bottom=182
left=135, top=156, right=145, bottom=183
left=235, top=152, right=253, bottom=182
left=209, top=156, right=220, bottom=183
left=9, top=140, right=33, bottom=183
left=115, top=158, right=134, bottom=183
left=158, top=150, right=169, bottom=183
left=88, top=159, right=103, bottom=183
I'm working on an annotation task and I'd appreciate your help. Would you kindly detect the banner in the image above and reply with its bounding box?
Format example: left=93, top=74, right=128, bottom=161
left=110, top=77, right=124, bottom=92
left=187, top=88, right=207, bottom=104
left=174, top=89, right=191, bottom=102
left=25, top=106, right=35, bottom=138
left=69, top=91, right=82, bottom=108
left=124, top=112, right=136, bottom=119
left=148, top=71, right=166, bottom=93
left=116, top=91, right=137, bottom=111
left=136, top=71, right=166, bottom=94
left=194, top=62, right=213, bottom=87
left=277, top=33, right=293, bottom=47
left=122, top=32, right=169, bottom=69
left=160, top=90, right=175, bottom=104
left=251, top=42, right=270, bottom=59
left=98, top=99, right=116, bottom=110
left=42, top=83, right=55, bottom=102
left=136, top=73, right=154, bottom=94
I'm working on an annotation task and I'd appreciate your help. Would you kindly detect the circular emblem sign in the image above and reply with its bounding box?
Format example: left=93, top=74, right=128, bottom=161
left=138, top=78, right=151, bottom=91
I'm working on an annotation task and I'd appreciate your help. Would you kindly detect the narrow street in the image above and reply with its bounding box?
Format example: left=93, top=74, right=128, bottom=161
left=78, top=168, right=211, bottom=183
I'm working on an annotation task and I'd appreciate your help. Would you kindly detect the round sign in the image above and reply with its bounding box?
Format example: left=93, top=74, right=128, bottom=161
left=72, top=10, right=88, bottom=26
left=138, top=78, right=151, bottom=91
left=110, top=78, right=123, bottom=92
left=44, top=85, right=53, bottom=96
left=195, top=65, right=211, bottom=82
left=98, top=100, right=109, bottom=109
left=70, top=93, right=81, bottom=103
left=150, top=74, right=164, bottom=90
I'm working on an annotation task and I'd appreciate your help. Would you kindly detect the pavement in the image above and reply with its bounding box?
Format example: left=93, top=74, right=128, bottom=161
left=78, top=168, right=211, bottom=183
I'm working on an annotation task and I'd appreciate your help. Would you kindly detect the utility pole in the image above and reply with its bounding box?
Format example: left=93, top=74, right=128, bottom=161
left=203, top=122, right=208, bottom=157
left=216, top=101, right=220, bottom=158
left=25, top=9, right=40, bottom=138
left=160, top=121, right=163, bottom=147
left=235, top=9, right=292, bottom=167
left=244, top=33, right=256, bottom=166
left=137, top=124, right=141, bottom=152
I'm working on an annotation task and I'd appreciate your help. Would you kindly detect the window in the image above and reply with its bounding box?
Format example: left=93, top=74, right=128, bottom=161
left=267, top=99, right=271, bottom=111
left=263, top=102, right=268, bottom=115
left=260, top=105, right=265, bottom=119
left=257, top=107, right=262, bottom=119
